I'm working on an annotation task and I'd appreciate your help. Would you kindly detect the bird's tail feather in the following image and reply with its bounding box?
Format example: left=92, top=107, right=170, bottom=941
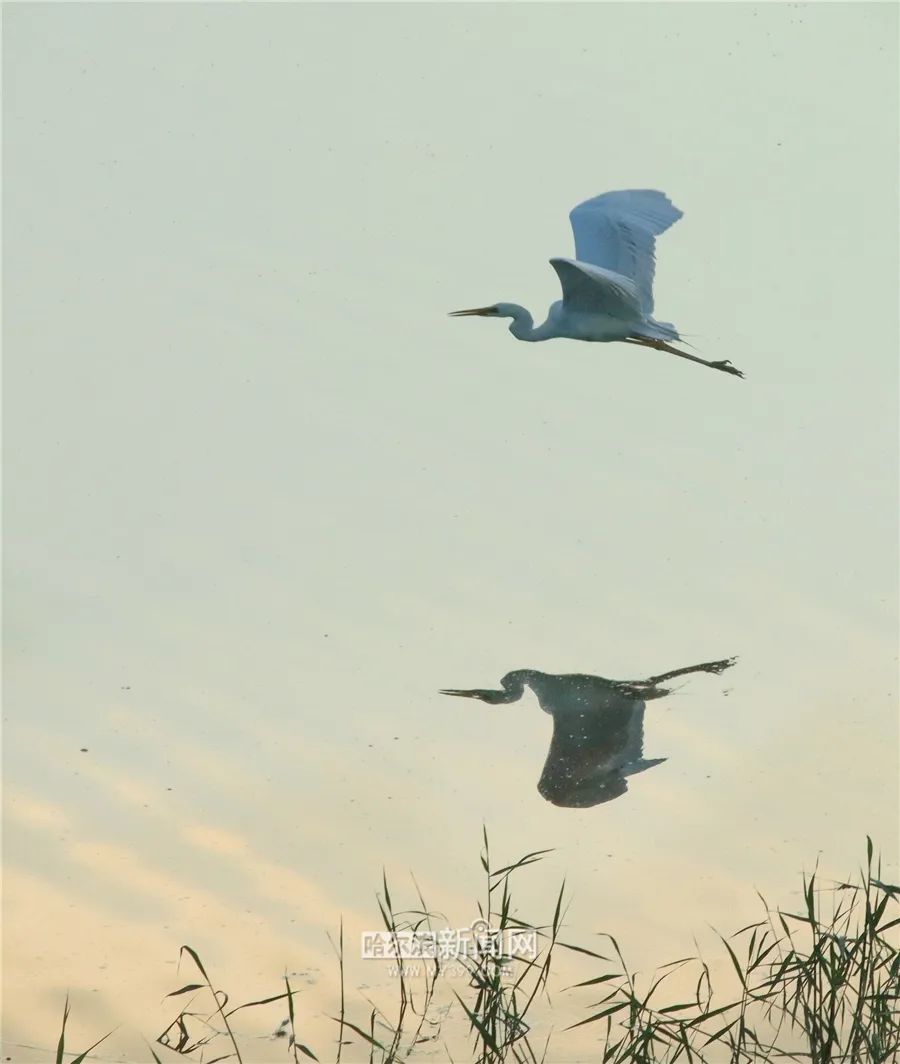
left=635, top=317, right=681, bottom=343
left=622, top=757, right=667, bottom=777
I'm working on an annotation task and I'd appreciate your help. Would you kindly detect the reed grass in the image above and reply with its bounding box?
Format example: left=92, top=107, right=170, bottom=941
left=563, top=836, right=899, bottom=1063
left=51, top=838, right=897, bottom=1063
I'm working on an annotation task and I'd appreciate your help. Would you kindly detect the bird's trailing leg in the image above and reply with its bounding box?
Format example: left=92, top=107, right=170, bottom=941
left=625, top=337, right=745, bottom=379
left=639, top=657, right=737, bottom=685
left=614, top=657, right=737, bottom=699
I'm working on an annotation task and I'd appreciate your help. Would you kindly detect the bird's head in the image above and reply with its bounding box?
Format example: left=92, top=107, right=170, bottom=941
left=449, top=303, right=536, bottom=341
left=440, top=671, right=533, bottom=705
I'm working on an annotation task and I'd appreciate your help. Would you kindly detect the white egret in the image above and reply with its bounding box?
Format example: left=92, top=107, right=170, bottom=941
left=440, top=657, right=736, bottom=808
left=450, top=189, right=744, bottom=378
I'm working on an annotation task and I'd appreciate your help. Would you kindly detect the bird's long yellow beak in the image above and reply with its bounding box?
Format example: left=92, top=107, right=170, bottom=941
left=448, top=306, right=494, bottom=317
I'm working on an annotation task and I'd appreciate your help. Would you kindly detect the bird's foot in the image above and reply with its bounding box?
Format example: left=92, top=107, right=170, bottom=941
left=709, top=359, right=745, bottom=379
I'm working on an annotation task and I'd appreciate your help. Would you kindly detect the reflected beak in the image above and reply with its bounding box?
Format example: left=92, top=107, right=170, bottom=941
left=448, top=306, right=494, bottom=317
left=440, top=687, right=506, bottom=704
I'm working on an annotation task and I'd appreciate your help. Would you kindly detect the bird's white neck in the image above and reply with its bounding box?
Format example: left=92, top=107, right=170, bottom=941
left=498, top=304, right=555, bottom=342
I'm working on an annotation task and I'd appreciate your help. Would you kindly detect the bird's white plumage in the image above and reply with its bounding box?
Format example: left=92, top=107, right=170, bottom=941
left=549, top=258, right=641, bottom=318
left=567, top=189, right=683, bottom=316
left=450, top=187, right=746, bottom=376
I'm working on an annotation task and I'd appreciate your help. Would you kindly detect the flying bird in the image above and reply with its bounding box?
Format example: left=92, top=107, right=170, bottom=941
left=440, top=657, right=736, bottom=808
left=450, top=189, right=744, bottom=378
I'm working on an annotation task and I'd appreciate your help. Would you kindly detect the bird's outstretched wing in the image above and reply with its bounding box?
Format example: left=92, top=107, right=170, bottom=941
left=568, top=190, right=683, bottom=315
left=549, top=258, right=642, bottom=319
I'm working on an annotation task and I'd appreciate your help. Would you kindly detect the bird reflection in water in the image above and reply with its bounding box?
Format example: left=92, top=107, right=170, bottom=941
left=440, top=658, right=736, bottom=808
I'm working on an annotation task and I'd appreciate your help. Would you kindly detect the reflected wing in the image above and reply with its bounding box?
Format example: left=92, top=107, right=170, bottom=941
left=568, top=190, right=683, bottom=315
left=536, top=701, right=639, bottom=809
left=549, top=258, right=642, bottom=319
left=538, top=760, right=627, bottom=808
left=622, top=703, right=650, bottom=764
